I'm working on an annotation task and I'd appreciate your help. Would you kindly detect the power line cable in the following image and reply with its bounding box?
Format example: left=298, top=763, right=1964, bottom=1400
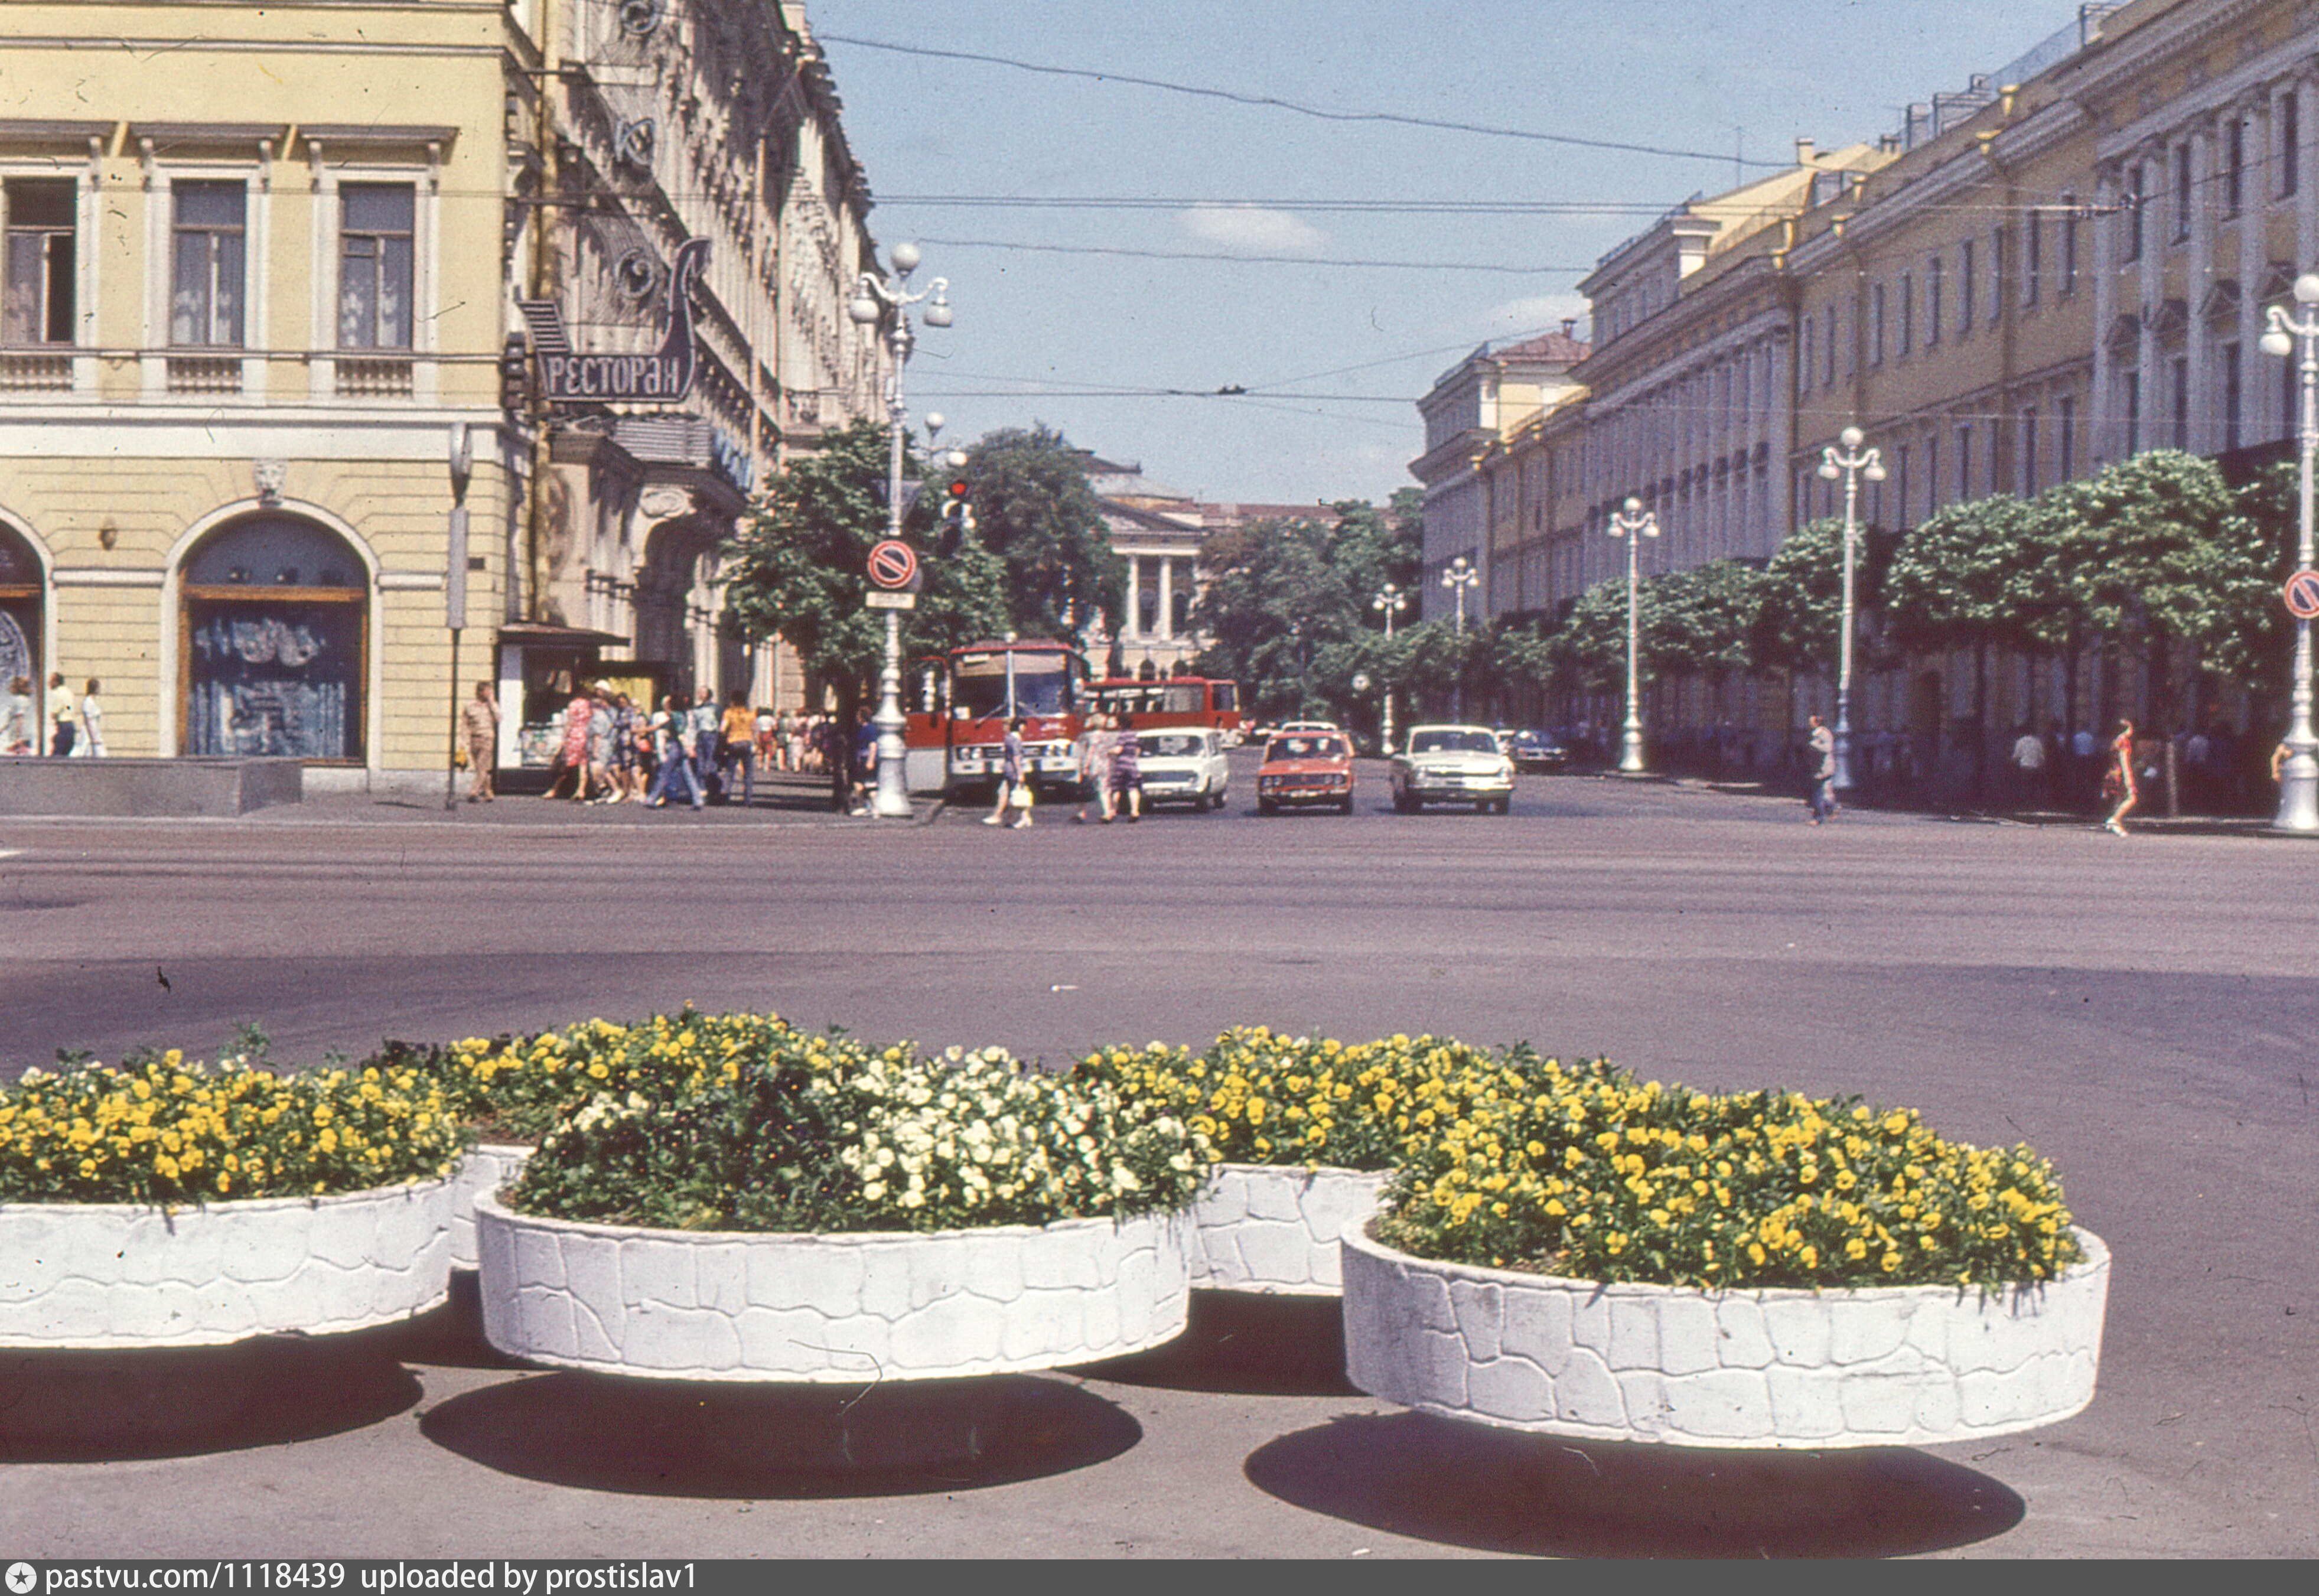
left=815, top=34, right=1790, bottom=169
left=912, top=236, right=1587, bottom=273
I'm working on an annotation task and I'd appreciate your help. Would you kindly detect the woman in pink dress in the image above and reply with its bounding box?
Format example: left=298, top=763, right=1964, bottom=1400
left=2103, top=717, right=2139, bottom=836
left=544, top=687, right=593, bottom=799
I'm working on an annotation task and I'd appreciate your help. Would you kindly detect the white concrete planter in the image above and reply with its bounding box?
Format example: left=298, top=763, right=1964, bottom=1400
left=475, top=1192, right=1193, bottom=1383
left=1190, top=1162, right=1389, bottom=1295
left=449, top=1142, right=535, bottom=1271
left=1343, top=1223, right=2109, bottom=1450
left=0, top=1177, right=456, bottom=1349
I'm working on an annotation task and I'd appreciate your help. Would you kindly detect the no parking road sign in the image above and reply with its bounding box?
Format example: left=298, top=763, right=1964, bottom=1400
left=867, top=539, right=920, bottom=591
left=2287, top=568, right=2319, bottom=621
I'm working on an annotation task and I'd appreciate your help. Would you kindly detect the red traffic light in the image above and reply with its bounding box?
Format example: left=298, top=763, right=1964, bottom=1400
left=948, top=480, right=969, bottom=499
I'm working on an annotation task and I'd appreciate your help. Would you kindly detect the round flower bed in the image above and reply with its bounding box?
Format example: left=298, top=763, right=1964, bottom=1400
left=477, top=1022, right=1206, bottom=1380
left=0, top=1045, right=465, bottom=1346
left=1341, top=1052, right=2108, bottom=1447
left=1076, top=1031, right=1519, bottom=1294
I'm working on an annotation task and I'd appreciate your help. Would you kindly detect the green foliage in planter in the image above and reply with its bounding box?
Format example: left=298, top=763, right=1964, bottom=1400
left=0, top=1031, right=466, bottom=1206
left=1374, top=1045, right=2083, bottom=1291
left=1074, top=1028, right=1527, bottom=1171
left=501, top=1020, right=1208, bottom=1233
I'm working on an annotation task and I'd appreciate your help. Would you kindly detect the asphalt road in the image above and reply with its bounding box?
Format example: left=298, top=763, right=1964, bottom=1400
left=1, top=757, right=2313, bottom=1558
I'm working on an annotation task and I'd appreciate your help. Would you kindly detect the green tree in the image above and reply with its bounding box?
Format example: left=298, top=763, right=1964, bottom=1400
left=2044, top=451, right=2275, bottom=747
left=959, top=425, right=1123, bottom=644
left=1885, top=494, right=2055, bottom=796
left=1191, top=497, right=1424, bottom=726
left=720, top=420, right=1008, bottom=802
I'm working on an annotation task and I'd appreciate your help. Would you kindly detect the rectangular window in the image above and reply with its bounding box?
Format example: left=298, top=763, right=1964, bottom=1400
left=1896, top=442, right=1911, bottom=526
left=2171, top=355, right=2190, bottom=450
left=2, top=178, right=76, bottom=346
left=2061, top=198, right=2079, bottom=292
left=2225, top=118, right=2246, bottom=217
left=2059, top=395, right=2076, bottom=480
left=1926, top=435, right=1940, bottom=513
left=2021, top=406, right=2038, bottom=495
left=2224, top=343, right=2243, bottom=452
left=1927, top=256, right=1943, bottom=344
left=2173, top=141, right=2193, bottom=242
left=2125, top=369, right=2141, bottom=454
left=171, top=181, right=245, bottom=348
left=1799, top=315, right=1815, bottom=394
left=1825, top=304, right=1838, bottom=386
left=2125, top=166, right=2145, bottom=262
left=2023, top=209, right=2041, bottom=308
left=1989, top=230, right=2005, bottom=324
left=337, top=184, right=415, bottom=350
left=2285, top=92, right=2302, bottom=200
left=1898, top=272, right=1913, bottom=355
left=1958, top=424, right=1973, bottom=500
left=1960, top=239, right=1976, bottom=334
left=1871, top=283, right=1886, bottom=366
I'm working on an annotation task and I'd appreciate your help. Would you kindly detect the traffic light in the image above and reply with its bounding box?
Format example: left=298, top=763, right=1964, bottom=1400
left=937, top=477, right=975, bottom=558
left=499, top=333, right=532, bottom=416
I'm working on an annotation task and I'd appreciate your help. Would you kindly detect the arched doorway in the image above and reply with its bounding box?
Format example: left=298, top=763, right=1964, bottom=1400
left=0, top=522, right=41, bottom=705
left=180, top=515, right=367, bottom=761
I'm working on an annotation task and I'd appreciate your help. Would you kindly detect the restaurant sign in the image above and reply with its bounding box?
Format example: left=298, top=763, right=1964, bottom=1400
left=518, top=237, right=709, bottom=406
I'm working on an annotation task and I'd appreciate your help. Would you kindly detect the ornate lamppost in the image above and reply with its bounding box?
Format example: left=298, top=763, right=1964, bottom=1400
left=848, top=243, right=952, bottom=819
left=1441, top=556, right=1479, bottom=719
left=1373, top=581, right=1407, bottom=753
left=1607, top=497, right=1658, bottom=773
left=1816, top=426, right=1886, bottom=794
left=2261, top=274, right=2319, bottom=833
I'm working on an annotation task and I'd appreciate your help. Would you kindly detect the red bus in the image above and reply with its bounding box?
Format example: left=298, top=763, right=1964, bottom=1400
left=1084, top=676, right=1243, bottom=744
left=903, top=638, right=1090, bottom=796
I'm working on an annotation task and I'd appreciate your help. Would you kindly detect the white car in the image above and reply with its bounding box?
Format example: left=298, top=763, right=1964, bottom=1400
left=1134, top=727, right=1232, bottom=810
left=1390, top=724, right=1516, bottom=814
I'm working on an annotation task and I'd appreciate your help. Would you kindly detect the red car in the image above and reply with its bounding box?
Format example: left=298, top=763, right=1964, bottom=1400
left=1256, top=732, right=1355, bottom=815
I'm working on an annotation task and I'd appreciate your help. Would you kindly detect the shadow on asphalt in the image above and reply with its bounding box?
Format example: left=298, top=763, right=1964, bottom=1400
left=1070, top=1292, right=1357, bottom=1398
left=383, top=1273, right=530, bottom=1372
left=1243, top=1412, right=2025, bottom=1558
left=419, top=1370, right=1140, bottom=1499
left=0, top=1332, right=422, bottom=1462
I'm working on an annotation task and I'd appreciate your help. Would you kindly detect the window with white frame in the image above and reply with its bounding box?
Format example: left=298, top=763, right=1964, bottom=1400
left=3, top=178, right=76, bottom=346
left=171, top=181, right=246, bottom=347
left=337, top=184, right=415, bottom=350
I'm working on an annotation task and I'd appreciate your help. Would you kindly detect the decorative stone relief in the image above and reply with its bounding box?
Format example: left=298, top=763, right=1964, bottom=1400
left=476, top=1196, right=1194, bottom=1382
left=0, top=1178, right=455, bottom=1348
left=1341, top=1224, right=2109, bottom=1449
left=252, top=459, right=287, bottom=506
left=637, top=486, right=695, bottom=522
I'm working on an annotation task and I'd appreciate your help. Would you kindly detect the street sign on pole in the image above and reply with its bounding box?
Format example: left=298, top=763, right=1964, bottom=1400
left=865, top=589, right=918, bottom=610
left=867, top=539, right=920, bottom=591
left=2286, top=568, right=2319, bottom=621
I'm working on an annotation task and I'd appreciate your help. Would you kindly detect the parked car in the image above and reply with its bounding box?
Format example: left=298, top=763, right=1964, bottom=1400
left=1134, top=728, right=1231, bottom=810
left=1506, top=728, right=1570, bottom=772
left=1256, top=731, right=1356, bottom=815
left=1391, top=724, right=1516, bottom=813
left=1278, top=719, right=1344, bottom=738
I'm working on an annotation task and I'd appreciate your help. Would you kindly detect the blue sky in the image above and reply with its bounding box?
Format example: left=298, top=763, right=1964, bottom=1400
left=812, top=1, right=2097, bottom=506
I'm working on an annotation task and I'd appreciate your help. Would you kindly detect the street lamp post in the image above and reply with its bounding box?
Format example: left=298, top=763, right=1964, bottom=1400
left=1441, top=556, right=1479, bottom=719
left=2261, top=273, right=2319, bottom=833
left=1606, top=497, right=1659, bottom=774
left=1373, top=582, right=1406, bottom=753
left=848, top=242, right=953, bottom=819
left=1816, top=426, right=1887, bottom=795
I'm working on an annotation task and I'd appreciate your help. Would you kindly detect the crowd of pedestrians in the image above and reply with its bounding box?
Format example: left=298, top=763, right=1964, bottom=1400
left=2, top=673, right=104, bottom=758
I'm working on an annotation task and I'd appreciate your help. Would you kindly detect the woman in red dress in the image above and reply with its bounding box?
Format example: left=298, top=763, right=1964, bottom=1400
left=2103, top=716, right=2139, bottom=836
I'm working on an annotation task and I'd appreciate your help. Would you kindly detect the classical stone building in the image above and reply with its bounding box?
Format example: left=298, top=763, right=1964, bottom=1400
left=0, top=0, right=884, bottom=787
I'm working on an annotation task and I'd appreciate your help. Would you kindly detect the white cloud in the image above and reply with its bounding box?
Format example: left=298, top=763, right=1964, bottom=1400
left=1178, top=205, right=1330, bottom=255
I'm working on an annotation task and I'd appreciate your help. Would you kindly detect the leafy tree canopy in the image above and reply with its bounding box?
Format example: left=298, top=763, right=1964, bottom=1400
left=959, top=425, right=1123, bottom=644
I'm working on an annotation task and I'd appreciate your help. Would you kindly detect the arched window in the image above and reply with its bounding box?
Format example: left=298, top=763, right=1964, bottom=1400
left=0, top=521, right=41, bottom=703
left=180, top=515, right=367, bottom=761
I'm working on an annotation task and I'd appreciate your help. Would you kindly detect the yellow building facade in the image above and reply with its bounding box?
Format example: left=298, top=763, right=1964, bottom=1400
left=0, top=0, right=883, bottom=786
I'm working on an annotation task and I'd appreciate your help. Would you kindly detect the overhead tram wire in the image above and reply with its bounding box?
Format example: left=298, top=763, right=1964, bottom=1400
left=911, top=237, right=1590, bottom=273
left=815, top=34, right=1791, bottom=170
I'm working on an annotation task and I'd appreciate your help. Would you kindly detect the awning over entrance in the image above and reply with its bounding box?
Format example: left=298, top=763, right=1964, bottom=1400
left=496, top=621, right=631, bottom=650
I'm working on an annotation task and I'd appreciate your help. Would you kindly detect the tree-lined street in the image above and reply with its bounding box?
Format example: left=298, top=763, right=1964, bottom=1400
left=2, top=771, right=2311, bottom=1556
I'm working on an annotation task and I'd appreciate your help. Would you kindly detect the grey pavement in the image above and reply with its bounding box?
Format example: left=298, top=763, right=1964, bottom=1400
left=0, top=754, right=2313, bottom=1557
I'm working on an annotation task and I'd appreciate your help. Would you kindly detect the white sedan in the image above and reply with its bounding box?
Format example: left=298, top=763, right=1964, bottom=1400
left=1390, top=724, right=1516, bottom=814
left=1133, top=727, right=1232, bottom=810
